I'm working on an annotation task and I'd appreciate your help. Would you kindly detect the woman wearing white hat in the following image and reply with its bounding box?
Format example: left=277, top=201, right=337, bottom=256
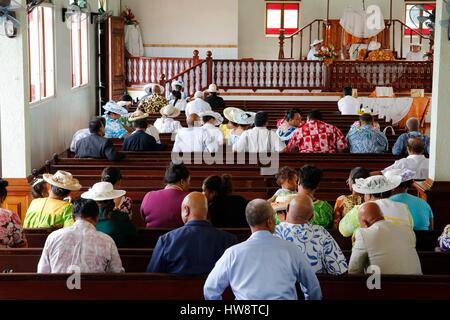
left=185, top=91, right=212, bottom=118
left=103, top=101, right=130, bottom=139
left=406, top=42, right=425, bottom=61
left=154, top=105, right=183, bottom=134
left=24, top=171, right=82, bottom=229
left=138, top=83, right=168, bottom=114
left=82, top=182, right=137, bottom=248
left=307, top=39, right=323, bottom=61
left=223, top=107, right=255, bottom=147
left=205, top=84, right=225, bottom=109
left=338, top=175, right=414, bottom=238
left=200, top=111, right=225, bottom=152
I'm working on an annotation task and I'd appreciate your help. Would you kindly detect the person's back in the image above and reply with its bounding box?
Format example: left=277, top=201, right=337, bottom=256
left=209, top=195, right=249, bottom=228
left=24, top=198, right=73, bottom=229
left=390, top=192, right=433, bottom=231
left=70, top=128, right=90, bottom=152
left=347, top=121, right=388, bottom=153
left=338, top=96, right=360, bottom=115
left=96, top=210, right=137, bottom=248
left=185, top=92, right=211, bottom=118
left=122, top=130, right=161, bottom=152
left=205, top=93, right=225, bottom=109
left=173, top=127, right=208, bottom=153
left=350, top=220, right=422, bottom=275
left=76, top=134, right=124, bottom=161
left=392, top=118, right=430, bottom=157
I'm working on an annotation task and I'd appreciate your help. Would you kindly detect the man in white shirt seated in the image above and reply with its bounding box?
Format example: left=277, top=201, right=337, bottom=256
left=406, top=43, right=425, bottom=61
left=382, top=137, right=429, bottom=180
left=70, top=117, right=106, bottom=152
left=204, top=199, right=322, bottom=300
left=200, top=111, right=224, bottom=150
left=37, top=199, right=124, bottom=273
left=172, top=114, right=216, bottom=153
left=307, top=39, right=323, bottom=61
left=154, top=105, right=182, bottom=134
left=338, top=87, right=361, bottom=115
left=348, top=202, right=422, bottom=275
left=185, top=91, right=212, bottom=118
left=234, top=112, right=285, bottom=153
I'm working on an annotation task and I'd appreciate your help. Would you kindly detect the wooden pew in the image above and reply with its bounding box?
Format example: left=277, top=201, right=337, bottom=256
left=0, top=273, right=449, bottom=300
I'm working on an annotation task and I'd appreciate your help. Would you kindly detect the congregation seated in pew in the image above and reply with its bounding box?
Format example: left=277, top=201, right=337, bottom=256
left=346, top=113, right=388, bottom=154
left=24, top=171, right=82, bottom=229
left=75, top=118, right=125, bottom=161
left=275, top=194, right=348, bottom=275
left=348, top=202, right=422, bottom=275
left=70, top=117, right=106, bottom=153
left=0, top=179, right=27, bottom=248
left=122, top=119, right=165, bottom=152
left=103, top=101, right=132, bottom=139
left=392, top=117, right=430, bottom=157
left=37, top=199, right=124, bottom=273
left=147, top=192, right=237, bottom=275
left=276, top=108, right=303, bottom=145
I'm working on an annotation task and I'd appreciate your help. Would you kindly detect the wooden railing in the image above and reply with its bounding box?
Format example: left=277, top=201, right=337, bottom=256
left=212, top=59, right=325, bottom=90
left=327, top=61, right=433, bottom=92
left=126, top=50, right=200, bottom=85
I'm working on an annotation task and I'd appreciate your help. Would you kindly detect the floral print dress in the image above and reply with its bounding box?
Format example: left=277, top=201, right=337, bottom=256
left=0, top=208, right=27, bottom=248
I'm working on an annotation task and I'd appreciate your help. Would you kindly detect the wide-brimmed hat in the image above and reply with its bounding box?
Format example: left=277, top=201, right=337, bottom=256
left=383, top=169, right=416, bottom=183
left=353, top=175, right=402, bottom=195
left=199, top=110, right=224, bottom=126
left=103, top=101, right=129, bottom=116
left=410, top=42, right=423, bottom=47
left=160, top=104, right=181, bottom=118
left=368, top=41, right=381, bottom=51
left=144, top=83, right=165, bottom=95
left=43, top=171, right=82, bottom=191
left=128, top=110, right=149, bottom=122
left=171, top=80, right=184, bottom=89
left=207, top=84, right=218, bottom=93
left=310, top=39, right=323, bottom=47
left=224, top=107, right=255, bottom=125
left=81, top=182, right=126, bottom=201
left=117, top=101, right=132, bottom=108
left=194, top=91, right=204, bottom=99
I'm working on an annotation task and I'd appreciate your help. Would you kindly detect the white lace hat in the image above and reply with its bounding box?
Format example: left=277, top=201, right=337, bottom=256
left=199, top=111, right=224, bottom=126
left=352, top=175, right=402, bottom=195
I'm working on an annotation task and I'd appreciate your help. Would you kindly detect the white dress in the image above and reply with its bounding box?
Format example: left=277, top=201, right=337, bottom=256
left=307, top=49, right=320, bottom=61
left=185, top=99, right=212, bottom=118
left=154, top=118, right=182, bottom=134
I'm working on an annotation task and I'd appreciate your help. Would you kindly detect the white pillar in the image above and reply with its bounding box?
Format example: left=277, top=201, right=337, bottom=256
left=429, top=1, right=450, bottom=181
left=0, top=2, right=31, bottom=178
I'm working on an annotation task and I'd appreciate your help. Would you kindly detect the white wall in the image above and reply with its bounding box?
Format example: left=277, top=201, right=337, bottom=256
left=121, top=0, right=239, bottom=58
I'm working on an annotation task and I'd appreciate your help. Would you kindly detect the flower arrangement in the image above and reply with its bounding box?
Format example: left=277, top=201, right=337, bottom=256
left=315, top=45, right=339, bottom=65
left=424, top=51, right=433, bottom=61
left=122, top=6, right=139, bottom=25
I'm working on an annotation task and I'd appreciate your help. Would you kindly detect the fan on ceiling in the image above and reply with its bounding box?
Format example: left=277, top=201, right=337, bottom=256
left=64, top=0, right=91, bottom=29
left=0, top=0, right=24, bottom=38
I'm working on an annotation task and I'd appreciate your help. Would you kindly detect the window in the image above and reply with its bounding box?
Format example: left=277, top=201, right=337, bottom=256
left=28, top=5, right=55, bottom=103
left=265, top=2, right=300, bottom=36
left=405, top=2, right=436, bottom=36
left=71, top=13, right=89, bottom=88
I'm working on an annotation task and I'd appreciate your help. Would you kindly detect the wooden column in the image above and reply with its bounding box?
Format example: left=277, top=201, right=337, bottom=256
left=206, top=51, right=213, bottom=86
left=278, top=29, right=286, bottom=60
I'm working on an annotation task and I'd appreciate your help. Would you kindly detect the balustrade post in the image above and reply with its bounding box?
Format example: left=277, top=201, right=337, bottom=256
left=193, top=50, right=200, bottom=65
left=324, top=63, right=332, bottom=92
left=159, top=74, right=166, bottom=87
left=278, top=29, right=286, bottom=60
left=206, top=51, right=213, bottom=86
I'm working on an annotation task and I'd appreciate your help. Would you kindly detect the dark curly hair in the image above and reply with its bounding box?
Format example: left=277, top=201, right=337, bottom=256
left=275, top=167, right=298, bottom=186
left=298, top=165, right=323, bottom=190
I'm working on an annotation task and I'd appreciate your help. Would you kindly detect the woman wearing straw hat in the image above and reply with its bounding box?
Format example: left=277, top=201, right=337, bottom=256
left=82, top=182, right=137, bottom=248
left=307, top=39, right=323, bottom=61
left=24, top=171, right=82, bottom=229
left=138, top=83, right=168, bottom=114
left=154, top=105, right=183, bottom=134
left=223, top=107, right=255, bottom=147
left=102, top=101, right=130, bottom=139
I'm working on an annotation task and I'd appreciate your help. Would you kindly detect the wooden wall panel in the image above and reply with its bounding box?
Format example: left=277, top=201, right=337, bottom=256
left=2, top=179, right=32, bottom=223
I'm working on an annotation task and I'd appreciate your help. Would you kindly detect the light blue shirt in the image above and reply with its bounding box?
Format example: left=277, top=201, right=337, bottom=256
left=104, top=115, right=128, bottom=139
left=203, top=230, right=322, bottom=300
left=346, top=125, right=388, bottom=153
left=390, top=193, right=433, bottom=231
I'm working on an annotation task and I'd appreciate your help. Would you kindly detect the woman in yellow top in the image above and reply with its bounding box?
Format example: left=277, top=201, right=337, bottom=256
left=24, top=171, right=82, bottom=229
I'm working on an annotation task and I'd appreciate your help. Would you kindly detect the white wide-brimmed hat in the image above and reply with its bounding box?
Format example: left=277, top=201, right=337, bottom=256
left=223, top=107, right=255, bottom=125
left=383, top=169, right=416, bottom=183
left=81, top=182, right=126, bottom=202
left=160, top=104, right=181, bottom=118
left=353, top=175, right=402, bottom=195
left=103, top=101, right=129, bottom=116
left=310, top=39, right=323, bottom=47
left=43, top=171, right=82, bottom=191
left=207, top=84, right=218, bottom=93
left=171, top=80, right=184, bottom=89
left=368, top=41, right=381, bottom=51
left=117, top=101, right=132, bottom=108
left=410, top=42, right=423, bottom=47
left=194, top=91, right=204, bottom=99
left=128, top=109, right=149, bottom=122
left=144, top=83, right=165, bottom=95
left=199, top=110, right=224, bottom=126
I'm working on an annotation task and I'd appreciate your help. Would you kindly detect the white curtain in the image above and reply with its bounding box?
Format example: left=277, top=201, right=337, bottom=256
left=125, top=24, right=144, bottom=57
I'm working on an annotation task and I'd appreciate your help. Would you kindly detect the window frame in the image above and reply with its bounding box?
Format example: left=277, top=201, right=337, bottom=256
left=70, top=13, right=90, bottom=89
left=404, top=1, right=436, bottom=36
left=265, top=1, right=301, bottom=37
left=28, top=3, right=56, bottom=104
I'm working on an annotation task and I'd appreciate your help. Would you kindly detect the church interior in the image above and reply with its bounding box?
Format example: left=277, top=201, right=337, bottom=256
left=0, top=0, right=449, bottom=302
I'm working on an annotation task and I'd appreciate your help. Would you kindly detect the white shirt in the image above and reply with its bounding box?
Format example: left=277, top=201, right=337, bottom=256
left=170, top=98, right=187, bottom=111
left=202, top=123, right=224, bottom=146
left=307, top=48, right=320, bottom=61
left=37, top=220, right=124, bottom=273
left=374, top=198, right=414, bottom=228
left=349, top=220, right=422, bottom=275
left=406, top=51, right=425, bottom=61
left=154, top=117, right=182, bottom=134
left=382, top=154, right=429, bottom=180
left=234, top=127, right=285, bottom=153
left=172, top=127, right=217, bottom=153
left=70, top=128, right=90, bottom=152
left=185, top=98, right=212, bottom=118
left=338, top=96, right=361, bottom=115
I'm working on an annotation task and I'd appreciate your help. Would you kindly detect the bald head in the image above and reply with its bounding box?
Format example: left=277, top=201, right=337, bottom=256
left=406, top=117, right=420, bottom=132
left=286, top=194, right=314, bottom=224
left=187, top=113, right=201, bottom=127
left=358, top=202, right=385, bottom=228
left=246, top=199, right=276, bottom=232
left=181, top=192, right=208, bottom=223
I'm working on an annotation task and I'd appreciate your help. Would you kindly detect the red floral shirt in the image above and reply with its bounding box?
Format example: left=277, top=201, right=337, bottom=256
left=286, top=120, right=348, bottom=153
